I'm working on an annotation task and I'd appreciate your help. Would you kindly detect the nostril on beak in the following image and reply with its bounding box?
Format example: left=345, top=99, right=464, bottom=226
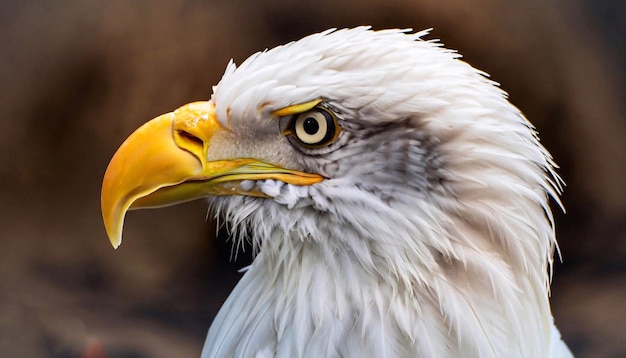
left=174, top=129, right=205, bottom=164
left=177, top=130, right=204, bottom=147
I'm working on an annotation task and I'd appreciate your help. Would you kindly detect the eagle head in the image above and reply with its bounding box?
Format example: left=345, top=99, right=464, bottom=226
left=101, top=28, right=569, bottom=357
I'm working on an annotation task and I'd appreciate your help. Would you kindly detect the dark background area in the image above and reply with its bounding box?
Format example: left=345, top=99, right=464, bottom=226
left=0, top=0, right=624, bottom=357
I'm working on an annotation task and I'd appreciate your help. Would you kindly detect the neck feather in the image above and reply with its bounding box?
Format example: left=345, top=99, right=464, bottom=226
left=205, top=184, right=555, bottom=357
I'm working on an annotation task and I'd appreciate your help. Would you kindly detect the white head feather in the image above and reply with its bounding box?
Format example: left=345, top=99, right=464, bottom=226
left=202, top=27, right=571, bottom=358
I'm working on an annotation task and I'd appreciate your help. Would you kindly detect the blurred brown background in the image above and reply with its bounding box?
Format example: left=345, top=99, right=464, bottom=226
left=0, top=0, right=624, bottom=357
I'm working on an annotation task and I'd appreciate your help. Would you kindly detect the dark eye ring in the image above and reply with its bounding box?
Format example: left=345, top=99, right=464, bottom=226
left=287, top=108, right=340, bottom=148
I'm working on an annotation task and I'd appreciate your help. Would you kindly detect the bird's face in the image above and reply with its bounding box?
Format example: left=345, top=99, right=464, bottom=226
left=100, top=29, right=567, bottom=357
left=102, top=28, right=558, bottom=255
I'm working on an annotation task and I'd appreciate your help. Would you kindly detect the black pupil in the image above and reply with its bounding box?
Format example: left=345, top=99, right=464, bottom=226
left=303, top=117, right=320, bottom=135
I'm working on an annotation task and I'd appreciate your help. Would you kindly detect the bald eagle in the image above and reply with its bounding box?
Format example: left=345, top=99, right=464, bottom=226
left=101, top=28, right=573, bottom=357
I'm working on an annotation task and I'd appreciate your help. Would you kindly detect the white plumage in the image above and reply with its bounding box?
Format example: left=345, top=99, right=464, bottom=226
left=102, top=27, right=573, bottom=357
left=199, top=28, right=572, bottom=357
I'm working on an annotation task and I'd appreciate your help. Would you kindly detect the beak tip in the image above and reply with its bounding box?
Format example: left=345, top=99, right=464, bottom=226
left=108, top=234, right=122, bottom=249
left=104, top=224, right=123, bottom=249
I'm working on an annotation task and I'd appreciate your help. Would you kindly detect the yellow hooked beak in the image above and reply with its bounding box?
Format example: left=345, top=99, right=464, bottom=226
left=101, top=101, right=324, bottom=248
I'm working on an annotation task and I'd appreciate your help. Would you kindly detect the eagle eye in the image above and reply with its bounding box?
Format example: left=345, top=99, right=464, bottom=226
left=287, top=107, right=340, bottom=148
